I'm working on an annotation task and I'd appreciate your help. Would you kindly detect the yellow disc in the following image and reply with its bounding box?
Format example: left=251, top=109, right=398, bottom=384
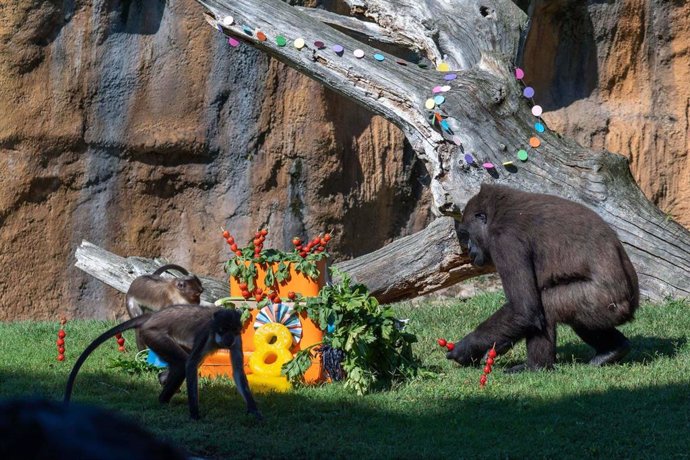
left=294, top=38, right=305, bottom=49
left=437, top=62, right=450, bottom=72
left=425, top=98, right=436, bottom=110
left=253, top=322, right=293, bottom=349
left=249, top=347, right=293, bottom=377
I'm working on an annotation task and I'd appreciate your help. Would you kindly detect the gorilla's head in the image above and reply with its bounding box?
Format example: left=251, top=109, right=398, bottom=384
left=456, top=192, right=492, bottom=267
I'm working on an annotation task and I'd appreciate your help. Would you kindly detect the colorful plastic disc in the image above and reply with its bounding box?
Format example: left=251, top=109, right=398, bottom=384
left=374, top=53, right=385, bottom=61
left=256, top=31, right=267, bottom=42
left=353, top=49, right=364, bottom=58
left=314, top=41, right=325, bottom=49
left=294, top=38, right=305, bottom=49
left=444, top=73, right=457, bottom=81
left=333, top=44, right=344, bottom=54
left=517, top=149, right=528, bottom=161
left=515, top=68, right=525, bottom=79
left=425, top=99, right=436, bottom=110
left=434, top=95, right=445, bottom=105
left=535, top=122, right=545, bottom=133
left=222, top=16, right=234, bottom=27
left=529, top=137, right=541, bottom=148
left=276, top=35, right=287, bottom=47
left=532, top=105, right=543, bottom=117
left=228, top=37, right=240, bottom=47
left=465, top=154, right=475, bottom=165
left=437, top=62, right=450, bottom=72
left=254, top=303, right=303, bottom=343
left=523, top=87, right=535, bottom=98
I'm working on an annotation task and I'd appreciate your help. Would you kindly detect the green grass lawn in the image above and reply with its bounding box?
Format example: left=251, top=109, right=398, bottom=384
left=1, top=293, right=689, bottom=459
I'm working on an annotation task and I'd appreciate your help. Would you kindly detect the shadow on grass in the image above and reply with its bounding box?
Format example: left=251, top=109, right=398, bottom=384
left=558, top=335, right=686, bottom=364
left=1, top=365, right=689, bottom=459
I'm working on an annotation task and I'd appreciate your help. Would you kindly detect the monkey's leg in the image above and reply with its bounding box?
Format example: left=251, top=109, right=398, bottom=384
left=158, top=365, right=186, bottom=404
left=142, top=332, right=189, bottom=403
left=572, top=327, right=631, bottom=366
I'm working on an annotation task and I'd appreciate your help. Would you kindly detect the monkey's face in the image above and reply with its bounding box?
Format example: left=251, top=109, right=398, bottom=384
left=212, top=309, right=243, bottom=348
left=457, top=198, right=492, bottom=267
left=176, top=277, right=204, bottom=304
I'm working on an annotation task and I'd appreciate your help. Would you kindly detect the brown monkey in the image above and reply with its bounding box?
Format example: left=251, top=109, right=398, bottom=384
left=126, top=264, right=204, bottom=350
left=449, top=184, right=639, bottom=372
left=64, top=305, right=261, bottom=421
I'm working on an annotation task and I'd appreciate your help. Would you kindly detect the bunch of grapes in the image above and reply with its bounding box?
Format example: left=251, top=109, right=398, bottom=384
left=480, top=344, right=497, bottom=387
left=56, top=317, right=67, bottom=362
left=292, top=233, right=331, bottom=258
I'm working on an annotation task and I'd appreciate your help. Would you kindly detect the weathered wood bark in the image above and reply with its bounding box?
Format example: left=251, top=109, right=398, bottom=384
left=75, top=217, right=483, bottom=303
left=191, top=0, right=690, bottom=301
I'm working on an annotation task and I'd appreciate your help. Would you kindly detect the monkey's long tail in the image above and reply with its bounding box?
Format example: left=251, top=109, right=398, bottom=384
left=151, top=264, right=190, bottom=276
left=63, top=315, right=151, bottom=404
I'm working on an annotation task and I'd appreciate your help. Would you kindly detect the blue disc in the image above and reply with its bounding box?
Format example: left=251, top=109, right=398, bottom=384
left=434, top=95, right=445, bottom=105
left=374, top=53, right=385, bottom=61
left=535, top=122, right=545, bottom=133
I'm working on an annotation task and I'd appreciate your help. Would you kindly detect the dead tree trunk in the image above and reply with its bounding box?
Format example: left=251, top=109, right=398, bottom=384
left=75, top=217, right=481, bottom=303
left=190, top=0, right=690, bottom=301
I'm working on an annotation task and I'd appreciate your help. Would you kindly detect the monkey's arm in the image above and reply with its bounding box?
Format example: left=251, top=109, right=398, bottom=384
left=229, top=336, right=261, bottom=419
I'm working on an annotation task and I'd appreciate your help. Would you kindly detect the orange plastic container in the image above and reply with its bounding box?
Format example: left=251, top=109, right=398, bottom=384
left=199, top=308, right=325, bottom=384
left=229, top=260, right=327, bottom=298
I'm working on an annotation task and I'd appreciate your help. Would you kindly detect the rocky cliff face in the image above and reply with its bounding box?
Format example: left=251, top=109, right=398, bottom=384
left=523, top=0, right=690, bottom=226
left=0, top=0, right=430, bottom=320
left=0, top=0, right=687, bottom=320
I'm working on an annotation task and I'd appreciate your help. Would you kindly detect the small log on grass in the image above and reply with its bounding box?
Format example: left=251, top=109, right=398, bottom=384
left=74, top=217, right=481, bottom=303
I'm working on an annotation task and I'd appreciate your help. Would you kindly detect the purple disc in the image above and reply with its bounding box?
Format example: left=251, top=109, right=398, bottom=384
left=464, top=154, right=475, bottom=165
left=444, top=73, right=457, bottom=81
left=228, top=37, right=240, bottom=47
left=523, top=86, right=535, bottom=98
left=332, top=44, right=344, bottom=54
left=515, top=68, right=525, bottom=79
left=314, top=41, right=325, bottom=49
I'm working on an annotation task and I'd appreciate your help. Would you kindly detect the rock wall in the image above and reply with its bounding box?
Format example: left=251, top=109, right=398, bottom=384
left=0, top=0, right=431, bottom=320
left=523, top=0, right=690, bottom=227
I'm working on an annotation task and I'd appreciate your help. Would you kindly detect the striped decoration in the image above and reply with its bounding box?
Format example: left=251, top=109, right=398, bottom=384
left=254, top=303, right=303, bottom=343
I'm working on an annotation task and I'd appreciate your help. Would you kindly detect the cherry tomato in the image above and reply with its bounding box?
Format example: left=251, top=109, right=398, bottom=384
left=300, top=251, right=307, bottom=258
left=488, top=348, right=497, bottom=359
left=446, top=342, right=455, bottom=351
left=480, top=375, right=487, bottom=385
left=254, top=294, right=263, bottom=302
left=239, top=283, right=248, bottom=290
left=288, top=292, right=296, bottom=300
left=226, top=237, right=234, bottom=245
left=235, top=250, right=243, bottom=257
left=486, top=358, right=494, bottom=366
left=260, top=229, right=268, bottom=236
left=56, top=339, right=65, bottom=346
left=241, top=289, right=251, bottom=298
left=437, top=339, right=447, bottom=347
left=292, top=237, right=301, bottom=246
left=273, top=297, right=281, bottom=304
left=58, top=330, right=66, bottom=339
left=58, top=346, right=65, bottom=354
left=484, top=365, right=492, bottom=374
left=118, top=346, right=125, bottom=352
left=324, top=233, right=331, bottom=242
left=223, top=230, right=230, bottom=239
left=57, top=355, right=65, bottom=361
left=253, top=238, right=261, bottom=246
left=230, top=244, right=238, bottom=251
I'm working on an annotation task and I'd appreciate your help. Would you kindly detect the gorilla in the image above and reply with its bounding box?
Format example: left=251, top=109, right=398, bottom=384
left=447, top=184, right=639, bottom=372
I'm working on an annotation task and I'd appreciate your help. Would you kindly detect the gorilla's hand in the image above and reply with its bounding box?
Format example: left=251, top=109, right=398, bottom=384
left=446, top=333, right=487, bottom=365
